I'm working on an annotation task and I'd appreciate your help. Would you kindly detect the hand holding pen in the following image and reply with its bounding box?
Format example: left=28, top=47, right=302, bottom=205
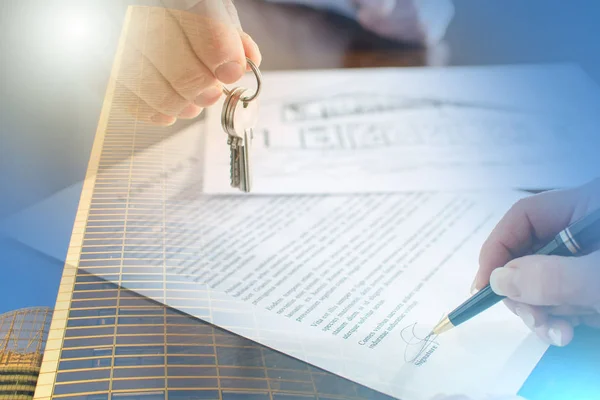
left=435, top=178, right=600, bottom=346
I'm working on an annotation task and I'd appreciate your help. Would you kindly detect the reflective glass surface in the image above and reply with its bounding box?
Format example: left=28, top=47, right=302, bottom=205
left=46, top=6, right=394, bottom=400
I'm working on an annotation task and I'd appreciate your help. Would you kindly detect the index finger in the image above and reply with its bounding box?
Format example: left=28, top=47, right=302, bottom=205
left=475, top=188, right=580, bottom=289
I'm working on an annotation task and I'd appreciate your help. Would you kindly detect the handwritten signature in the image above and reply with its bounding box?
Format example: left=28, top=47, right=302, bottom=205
left=399, top=322, right=440, bottom=364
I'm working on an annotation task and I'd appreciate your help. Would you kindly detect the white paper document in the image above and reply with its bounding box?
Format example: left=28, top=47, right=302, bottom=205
left=203, top=64, right=600, bottom=194
left=5, top=121, right=549, bottom=399
left=82, top=188, right=546, bottom=399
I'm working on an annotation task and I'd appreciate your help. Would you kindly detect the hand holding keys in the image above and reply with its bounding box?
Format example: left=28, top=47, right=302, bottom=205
left=220, top=58, right=262, bottom=192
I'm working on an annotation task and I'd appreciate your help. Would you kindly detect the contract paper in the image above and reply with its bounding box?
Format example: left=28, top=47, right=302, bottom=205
left=203, top=64, right=600, bottom=194
left=152, top=189, right=548, bottom=400
left=4, top=121, right=548, bottom=399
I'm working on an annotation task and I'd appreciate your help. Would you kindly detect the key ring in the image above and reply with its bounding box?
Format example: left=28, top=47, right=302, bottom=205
left=222, top=58, right=262, bottom=103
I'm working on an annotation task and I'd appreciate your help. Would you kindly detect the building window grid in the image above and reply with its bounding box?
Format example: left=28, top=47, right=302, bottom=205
left=58, top=282, right=372, bottom=398
left=54, top=331, right=360, bottom=395
left=55, top=294, right=373, bottom=398
left=55, top=311, right=382, bottom=398
left=43, top=7, right=393, bottom=400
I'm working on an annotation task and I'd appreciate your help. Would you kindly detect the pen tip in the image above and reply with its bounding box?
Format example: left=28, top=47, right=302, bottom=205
left=431, top=315, right=454, bottom=335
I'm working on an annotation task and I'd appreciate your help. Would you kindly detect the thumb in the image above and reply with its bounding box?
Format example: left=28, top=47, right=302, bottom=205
left=489, top=252, right=600, bottom=307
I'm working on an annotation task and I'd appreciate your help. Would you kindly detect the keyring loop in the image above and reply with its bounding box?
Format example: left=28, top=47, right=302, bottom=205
left=222, top=58, right=262, bottom=103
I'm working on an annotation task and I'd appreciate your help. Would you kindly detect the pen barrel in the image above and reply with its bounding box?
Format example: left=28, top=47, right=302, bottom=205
left=448, top=286, right=502, bottom=327
left=535, top=235, right=578, bottom=257
left=565, top=208, right=600, bottom=253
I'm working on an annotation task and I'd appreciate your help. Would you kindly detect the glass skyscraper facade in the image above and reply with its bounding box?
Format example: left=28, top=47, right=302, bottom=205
left=33, top=6, right=392, bottom=400
left=37, top=273, right=391, bottom=400
left=0, top=307, right=52, bottom=400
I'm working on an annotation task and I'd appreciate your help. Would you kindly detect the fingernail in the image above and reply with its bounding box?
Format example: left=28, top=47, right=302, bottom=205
left=548, top=327, right=564, bottom=346
left=243, top=33, right=262, bottom=66
left=151, top=113, right=176, bottom=126
left=195, top=86, right=223, bottom=107
left=250, top=39, right=262, bottom=59
left=470, top=279, right=479, bottom=295
left=515, top=307, right=535, bottom=329
left=489, top=268, right=520, bottom=297
left=177, top=103, right=202, bottom=119
left=215, top=61, right=244, bottom=83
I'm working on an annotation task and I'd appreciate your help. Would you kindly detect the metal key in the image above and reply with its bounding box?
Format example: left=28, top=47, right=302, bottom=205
left=221, top=86, right=258, bottom=192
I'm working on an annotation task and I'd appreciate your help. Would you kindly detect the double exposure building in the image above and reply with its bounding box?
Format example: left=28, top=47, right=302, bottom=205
left=0, top=307, right=52, bottom=400
left=31, top=5, right=391, bottom=400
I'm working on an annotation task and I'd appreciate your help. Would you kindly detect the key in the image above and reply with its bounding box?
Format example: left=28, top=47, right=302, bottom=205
left=221, top=86, right=258, bottom=192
